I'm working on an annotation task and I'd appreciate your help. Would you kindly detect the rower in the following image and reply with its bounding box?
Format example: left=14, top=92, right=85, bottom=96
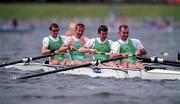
left=41, top=23, right=69, bottom=65
left=65, top=22, right=75, bottom=37
left=110, top=24, right=147, bottom=69
left=61, top=23, right=89, bottom=65
left=79, top=25, right=115, bottom=67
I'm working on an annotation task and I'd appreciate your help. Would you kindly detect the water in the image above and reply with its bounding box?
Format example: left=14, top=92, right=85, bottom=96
left=0, top=18, right=180, bottom=104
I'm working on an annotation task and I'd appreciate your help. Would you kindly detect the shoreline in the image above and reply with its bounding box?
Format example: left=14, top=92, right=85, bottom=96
left=0, top=4, right=180, bottom=20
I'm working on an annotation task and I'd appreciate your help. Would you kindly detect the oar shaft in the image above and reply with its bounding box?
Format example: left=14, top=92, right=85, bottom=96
left=0, top=60, right=23, bottom=67
left=0, top=54, right=54, bottom=68
left=136, top=56, right=180, bottom=67
left=159, top=62, right=180, bottom=67
left=18, top=63, right=92, bottom=79
left=31, top=54, right=52, bottom=60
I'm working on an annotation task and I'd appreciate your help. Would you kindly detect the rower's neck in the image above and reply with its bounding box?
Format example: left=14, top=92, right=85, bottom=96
left=100, top=38, right=106, bottom=42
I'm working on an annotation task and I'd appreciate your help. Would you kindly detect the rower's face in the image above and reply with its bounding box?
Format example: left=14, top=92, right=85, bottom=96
left=119, top=28, right=129, bottom=41
left=99, top=30, right=108, bottom=41
left=75, top=26, right=85, bottom=38
left=50, top=27, right=59, bottom=38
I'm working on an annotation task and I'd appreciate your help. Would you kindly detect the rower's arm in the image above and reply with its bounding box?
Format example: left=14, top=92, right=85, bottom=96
left=42, top=37, right=52, bottom=55
left=41, top=47, right=51, bottom=55
left=57, top=44, right=69, bottom=54
left=110, top=53, right=120, bottom=59
left=78, top=45, right=99, bottom=54
left=78, top=45, right=90, bottom=53
left=110, top=53, right=128, bottom=59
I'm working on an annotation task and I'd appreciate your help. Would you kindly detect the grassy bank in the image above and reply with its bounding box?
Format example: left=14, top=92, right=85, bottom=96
left=0, top=3, right=179, bottom=20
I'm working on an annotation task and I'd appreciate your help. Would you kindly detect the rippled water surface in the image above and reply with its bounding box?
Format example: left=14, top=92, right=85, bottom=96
left=0, top=19, right=180, bottom=104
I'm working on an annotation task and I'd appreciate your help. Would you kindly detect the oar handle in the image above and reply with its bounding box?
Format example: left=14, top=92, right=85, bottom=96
left=97, top=52, right=111, bottom=55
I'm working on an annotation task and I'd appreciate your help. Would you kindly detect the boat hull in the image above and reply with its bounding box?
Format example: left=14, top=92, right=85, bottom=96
left=5, top=63, right=180, bottom=80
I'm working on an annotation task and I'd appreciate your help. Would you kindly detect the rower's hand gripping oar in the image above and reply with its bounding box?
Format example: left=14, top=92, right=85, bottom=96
left=16, top=56, right=124, bottom=79
left=0, top=53, right=55, bottom=67
left=88, top=49, right=111, bottom=55
left=136, top=56, right=180, bottom=67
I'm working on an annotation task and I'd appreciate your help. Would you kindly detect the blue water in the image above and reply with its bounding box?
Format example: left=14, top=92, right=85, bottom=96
left=0, top=18, right=180, bottom=104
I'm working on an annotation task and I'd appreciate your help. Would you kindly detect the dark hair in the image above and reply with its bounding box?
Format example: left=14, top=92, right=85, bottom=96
left=49, top=23, right=59, bottom=30
left=75, top=23, right=85, bottom=30
left=119, top=24, right=128, bottom=31
left=98, top=25, right=108, bottom=34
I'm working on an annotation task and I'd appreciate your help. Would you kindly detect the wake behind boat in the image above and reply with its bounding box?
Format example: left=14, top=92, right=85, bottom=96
left=5, top=62, right=180, bottom=80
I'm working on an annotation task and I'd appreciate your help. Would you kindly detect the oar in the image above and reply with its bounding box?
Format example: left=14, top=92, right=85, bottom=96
left=0, top=53, right=55, bottom=67
left=17, top=56, right=124, bottom=79
left=136, top=56, right=180, bottom=67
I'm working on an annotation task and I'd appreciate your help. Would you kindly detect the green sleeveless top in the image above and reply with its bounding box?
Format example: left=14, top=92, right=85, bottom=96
left=70, top=40, right=85, bottom=61
left=48, top=36, right=65, bottom=61
left=92, top=39, right=111, bottom=61
left=119, top=39, right=136, bottom=63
